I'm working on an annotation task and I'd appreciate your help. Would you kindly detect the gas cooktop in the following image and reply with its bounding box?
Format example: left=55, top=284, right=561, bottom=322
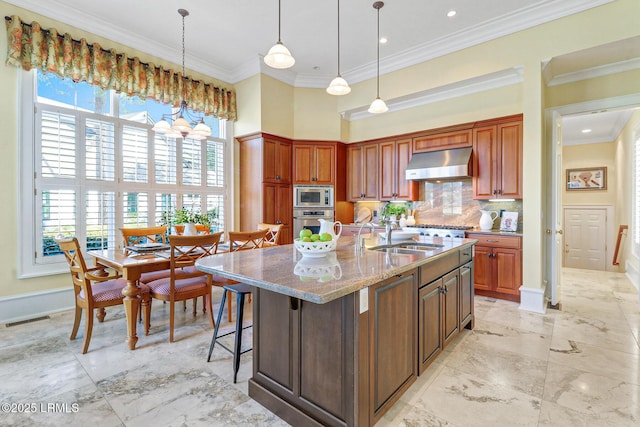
left=405, top=224, right=473, bottom=231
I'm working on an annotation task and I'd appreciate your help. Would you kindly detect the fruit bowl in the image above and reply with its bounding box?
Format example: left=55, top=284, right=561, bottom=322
left=294, top=238, right=337, bottom=257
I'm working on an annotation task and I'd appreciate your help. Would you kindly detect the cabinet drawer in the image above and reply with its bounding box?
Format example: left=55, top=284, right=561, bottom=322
left=466, top=233, right=521, bottom=249
left=419, top=251, right=459, bottom=285
left=459, top=247, right=473, bottom=264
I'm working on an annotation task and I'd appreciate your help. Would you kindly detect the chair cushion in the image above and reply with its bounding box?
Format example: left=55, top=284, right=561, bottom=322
left=140, top=269, right=171, bottom=283
left=147, top=276, right=208, bottom=297
left=79, top=279, right=150, bottom=303
left=211, top=274, right=238, bottom=286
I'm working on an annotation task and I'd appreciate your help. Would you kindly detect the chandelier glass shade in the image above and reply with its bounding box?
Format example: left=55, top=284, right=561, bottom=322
left=152, top=9, right=211, bottom=140
left=326, top=0, right=350, bottom=95
left=368, top=1, right=388, bottom=114
left=264, top=0, right=295, bottom=69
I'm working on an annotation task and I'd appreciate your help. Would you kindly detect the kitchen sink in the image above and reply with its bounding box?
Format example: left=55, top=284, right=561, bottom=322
left=367, top=242, right=444, bottom=254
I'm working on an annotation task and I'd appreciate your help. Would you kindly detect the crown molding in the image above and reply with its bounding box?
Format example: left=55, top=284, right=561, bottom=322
left=546, top=58, right=640, bottom=87
left=341, top=67, right=524, bottom=121
left=5, top=0, right=614, bottom=88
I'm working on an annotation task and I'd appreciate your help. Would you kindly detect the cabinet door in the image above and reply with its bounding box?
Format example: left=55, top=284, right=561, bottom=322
left=395, top=139, right=417, bottom=201
left=369, top=272, right=417, bottom=416
left=413, top=130, right=472, bottom=153
left=314, top=145, right=335, bottom=185
left=459, top=261, right=473, bottom=328
left=263, top=138, right=291, bottom=183
left=292, top=144, right=314, bottom=184
left=347, top=145, right=364, bottom=201
left=379, top=141, right=396, bottom=200
left=276, top=185, right=292, bottom=244
left=472, top=125, right=496, bottom=199
left=494, top=248, right=522, bottom=296
left=497, top=121, right=523, bottom=199
left=473, top=245, right=493, bottom=291
left=442, top=270, right=459, bottom=346
left=418, top=279, right=443, bottom=373
left=362, top=144, right=380, bottom=200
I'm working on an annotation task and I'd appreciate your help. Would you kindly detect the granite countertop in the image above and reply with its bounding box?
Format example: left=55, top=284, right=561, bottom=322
left=195, top=236, right=476, bottom=304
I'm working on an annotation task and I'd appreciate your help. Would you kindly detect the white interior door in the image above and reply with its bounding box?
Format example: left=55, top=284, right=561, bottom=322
left=563, top=208, right=607, bottom=270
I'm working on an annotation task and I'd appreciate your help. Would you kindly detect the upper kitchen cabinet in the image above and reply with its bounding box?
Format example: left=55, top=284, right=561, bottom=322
left=412, top=126, right=472, bottom=153
left=347, top=143, right=380, bottom=201
left=380, top=139, right=418, bottom=201
left=263, top=135, right=292, bottom=183
left=472, top=115, right=523, bottom=200
left=292, top=142, right=336, bottom=185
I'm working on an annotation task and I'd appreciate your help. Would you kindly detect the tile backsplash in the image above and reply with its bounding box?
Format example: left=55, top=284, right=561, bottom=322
left=353, top=179, right=523, bottom=231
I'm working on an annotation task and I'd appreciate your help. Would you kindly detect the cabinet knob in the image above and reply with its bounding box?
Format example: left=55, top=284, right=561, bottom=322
left=497, top=189, right=502, bottom=195
left=493, top=190, right=497, bottom=195
left=275, top=220, right=282, bottom=224
left=276, top=175, right=281, bottom=180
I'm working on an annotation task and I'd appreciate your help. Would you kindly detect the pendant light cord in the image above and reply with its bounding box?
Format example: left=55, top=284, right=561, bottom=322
left=278, top=0, right=282, bottom=42
left=337, top=0, right=341, bottom=76
left=376, top=4, right=380, bottom=97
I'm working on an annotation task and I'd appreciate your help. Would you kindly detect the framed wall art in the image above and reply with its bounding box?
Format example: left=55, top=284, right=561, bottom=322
left=566, top=167, right=607, bottom=191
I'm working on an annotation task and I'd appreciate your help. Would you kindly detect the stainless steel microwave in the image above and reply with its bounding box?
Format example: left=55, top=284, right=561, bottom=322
left=293, top=186, right=334, bottom=208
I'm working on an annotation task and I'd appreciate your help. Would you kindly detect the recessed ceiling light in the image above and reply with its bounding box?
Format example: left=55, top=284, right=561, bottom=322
left=447, top=10, right=457, bottom=17
left=581, top=128, right=592, bottom=133
left=379, top=36, right=388, bottom=44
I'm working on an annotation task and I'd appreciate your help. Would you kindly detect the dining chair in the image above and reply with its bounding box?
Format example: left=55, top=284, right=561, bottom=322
left=146, top=232, right=222, bottom=342
left=195, top=224, right=210, bottom=234
left=55, top=236, right=152, bottom=354
left=120, top=225, right=168, bottom=248
left=257, top=223, right=283, bottom=246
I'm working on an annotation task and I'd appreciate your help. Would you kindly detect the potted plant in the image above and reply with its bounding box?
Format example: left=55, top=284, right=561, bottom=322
left=380, top=202, right=409, bottom=224
left=160, top=207, right=218, bottom=234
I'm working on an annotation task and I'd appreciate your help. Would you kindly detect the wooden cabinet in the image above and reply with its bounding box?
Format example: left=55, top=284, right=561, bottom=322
left=459, top=259, right=474, bottom=329
left=263, top=136, right=291, bottom=183
left=467, top=233, right=522, bottom=302
left=379, top=139, right=418, bottom=201
left=263, top=183, right=292, bottom=244
left=473, top=117, right=523, bottom=200
left=368, top=270, right=418, bottom=423
left=413, top=128, right=472, bottom=153
left=293, top=142, right=336, bottom=185
left=238, top=133, right=293, bottom=244
left=347, top=143, right=380, bottom=201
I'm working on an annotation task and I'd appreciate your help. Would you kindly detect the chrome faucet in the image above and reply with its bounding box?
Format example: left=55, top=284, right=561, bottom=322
left=385, top=219, right=398, bottom=242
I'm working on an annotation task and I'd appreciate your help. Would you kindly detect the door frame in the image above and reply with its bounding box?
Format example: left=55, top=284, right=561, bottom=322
left=545, top=94, right=640, bottom=306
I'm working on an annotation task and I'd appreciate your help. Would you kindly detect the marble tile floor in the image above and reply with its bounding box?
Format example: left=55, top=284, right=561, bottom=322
left=1, top=268, right=639, bottom=426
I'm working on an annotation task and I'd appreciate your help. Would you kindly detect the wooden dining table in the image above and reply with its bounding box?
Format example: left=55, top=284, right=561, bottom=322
left=88, top=249, right=170, bottom=350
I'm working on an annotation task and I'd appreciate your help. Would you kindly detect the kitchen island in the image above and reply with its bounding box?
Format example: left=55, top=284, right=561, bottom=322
left=196, top=235, right=476, bottom=427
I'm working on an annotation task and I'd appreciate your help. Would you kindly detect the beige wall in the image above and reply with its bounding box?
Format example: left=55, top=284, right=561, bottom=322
left=1, top=0, right=640, bottom=306
left=563, top=142, right=617, bottom=206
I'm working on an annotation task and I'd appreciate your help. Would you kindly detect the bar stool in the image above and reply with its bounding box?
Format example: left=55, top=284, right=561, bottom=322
left=207, top=283, right=253, bottom=383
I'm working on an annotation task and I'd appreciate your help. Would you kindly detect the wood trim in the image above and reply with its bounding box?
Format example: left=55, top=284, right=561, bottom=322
left=612, top=225, right=628, bottom=266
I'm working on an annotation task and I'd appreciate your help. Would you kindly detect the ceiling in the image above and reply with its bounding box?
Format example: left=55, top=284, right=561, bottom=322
left=7, top=0, right=615, bottom=87
left=8, top=0, right=637, bottom=141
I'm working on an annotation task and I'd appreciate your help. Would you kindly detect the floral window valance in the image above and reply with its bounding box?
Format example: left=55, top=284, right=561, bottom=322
left=5, top=15, right=237, bottom=121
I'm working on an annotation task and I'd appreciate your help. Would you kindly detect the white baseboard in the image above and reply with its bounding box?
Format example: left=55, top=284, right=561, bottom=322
left=625, top=259, right=639, bottom=291
left=519, top=285, right=547, bottom=314
left=0, top=288, right=74, bottom=325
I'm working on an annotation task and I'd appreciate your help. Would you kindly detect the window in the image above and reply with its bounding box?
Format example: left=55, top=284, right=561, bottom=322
left=19, top=69, right=232, bottom=277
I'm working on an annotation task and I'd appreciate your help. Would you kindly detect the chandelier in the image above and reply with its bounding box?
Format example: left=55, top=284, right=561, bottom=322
left=152, top=9, right=211, bottom=140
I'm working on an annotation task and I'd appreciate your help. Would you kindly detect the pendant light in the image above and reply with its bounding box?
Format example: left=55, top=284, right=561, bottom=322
left=326, top=0, right=351, bottom=95
left=152, top=9, right=211, bottom=140
left=368, top=1, right=388, bottom=114
left=264, top=0, right=295, bottom=69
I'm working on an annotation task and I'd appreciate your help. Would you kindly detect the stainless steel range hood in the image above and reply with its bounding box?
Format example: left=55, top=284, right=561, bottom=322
left=405, top=147, right=472, bottom=180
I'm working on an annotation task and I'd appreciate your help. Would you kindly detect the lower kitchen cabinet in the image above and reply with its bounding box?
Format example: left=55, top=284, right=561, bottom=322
left=467, top=233, right=522, bottom=302
left=417, top=249, right=473, bottom=374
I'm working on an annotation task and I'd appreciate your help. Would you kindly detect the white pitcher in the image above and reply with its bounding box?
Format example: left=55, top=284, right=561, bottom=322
left=479, top=210, right=499, bottom=231
left=318, top=219, right=342, bottom=239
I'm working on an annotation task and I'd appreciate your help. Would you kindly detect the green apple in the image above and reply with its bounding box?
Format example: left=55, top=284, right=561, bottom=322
left=319, top=232, right=332, bottom=242
left=301, top=236, right=312, bottom=242
left=299, top=228, right=312, bottom=239
left=310, top=234, right=320, bottom=242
